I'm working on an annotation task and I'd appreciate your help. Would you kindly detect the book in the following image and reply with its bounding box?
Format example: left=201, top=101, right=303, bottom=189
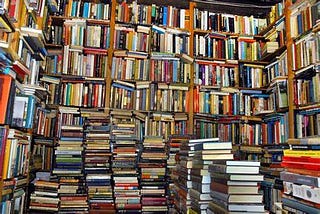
left=0, top=74, right=14, bottom=124
left=209, top=164, right=260, bottom=174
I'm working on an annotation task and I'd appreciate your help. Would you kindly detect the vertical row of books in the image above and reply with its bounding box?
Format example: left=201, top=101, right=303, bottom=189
left=0, top=128, right=31, bottom=212
left=111, top=110, right=141, bottom=212
left=0, top=0, right=51, bottom=210
left=139, top=136, right=167, bottom=213
left=53, top=107, right=88, bottom=212
left=279, top=0, right=320, bottom=213
left=81, top=109, right=114, bottom=212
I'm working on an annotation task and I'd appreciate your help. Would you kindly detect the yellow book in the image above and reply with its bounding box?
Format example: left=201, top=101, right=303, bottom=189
left=284, top=149, right=320, bottom=158
left=2, top=139, right=12, bottom=179
left=187, top=208, right=198, bottom=214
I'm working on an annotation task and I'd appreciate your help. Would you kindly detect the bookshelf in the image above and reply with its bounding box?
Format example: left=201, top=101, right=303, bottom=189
left=0, top=0, right=318, bottom=213
left=278, top=0, right=320, bottom=213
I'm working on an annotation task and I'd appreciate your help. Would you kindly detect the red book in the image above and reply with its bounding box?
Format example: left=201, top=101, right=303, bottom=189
left=0, top=74, right=13, bottom=124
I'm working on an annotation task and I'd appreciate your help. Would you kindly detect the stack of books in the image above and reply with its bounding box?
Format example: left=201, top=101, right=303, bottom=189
left=280, top=146, right=320, bottom=213
left=167, top=135, right=195, bottom=212
left=111, top=112, right=141, bottom=212
left=189, top=138, right=233, bottom=214
left=54, top=107, right=88, bottom=213
left=29, top=178, right=59, bottom=212
left=139, top=136, right=167, bottom=213
left=208, top=160, right=265, bottom=213
left=81, top=109, right=115, bottom=212
left=174, top=137, right=198, bottom=213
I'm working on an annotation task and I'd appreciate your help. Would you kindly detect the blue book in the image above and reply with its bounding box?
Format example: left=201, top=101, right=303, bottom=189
left=83, top=2, right=89, bottom=18
left=282, top=197, right=320, bottom=214
left=112, top=83, right=135, bottom=91
left=26, top=96, right=36, bottom=129
left=297, top=14, right=303, bottom=35
left=162, top=6, right=168, bottom=26
left=207, top=38, right=211, bottom=57
left=172, top=60, right=178, bottom=82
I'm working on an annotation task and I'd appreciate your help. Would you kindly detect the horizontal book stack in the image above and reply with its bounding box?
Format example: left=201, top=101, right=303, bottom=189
left=81, top=109, right=114, bottom=213
left=111, top=111, right=141, bottom=212
left=29, top=179, right=59, bottom=212
left=139, top=136, right=167, bottom=213
left=280, top=146, right=320, bottom=213
left=174, top=137, right=199, bottom=213
left=208, top=160, right=265, bottom=213
left=189, top=138, right=233, bottom=214
left=54, top=107, right=88, bottom=213
left=167, top=135, right=195, bottom=212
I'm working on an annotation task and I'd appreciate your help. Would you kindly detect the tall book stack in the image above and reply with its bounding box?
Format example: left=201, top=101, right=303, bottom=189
left=81, top=109, right=114, bottom=213
left=189, top=138, right=233, bottom=214
left=280, top=146, right=320, bottom=213
left=139, top=136, right=167, bottom=213
left=111, top=110, right=141, bottom=212
left=167, top=135, right=195, bottom=212
left=29, top=179, right=59, bottom=212
left=54, top=107, right=88, bottom=213
left=174, top=138, right=198, bottom=213
left=208, top=160, right=265, bottom=213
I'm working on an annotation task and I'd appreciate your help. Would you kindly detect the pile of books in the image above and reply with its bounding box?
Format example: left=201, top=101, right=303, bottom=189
left=167, top=135, right=194, bottom=212
left=190, top=138, right=233, bottom=214
left=54, top=107, right=88, bottom=212
left=280, top=145, right=320, bottom=213
left=174, top=137, right=197, bottom=213
left=82, top=109, right=114, bottom=212
left=208, top=160, right=265, bottom=213
left=139, top=136, right=167, bottom=213
left=111, top=112, right=141, bottom=212
left=29, top=172, right=59, bottom=212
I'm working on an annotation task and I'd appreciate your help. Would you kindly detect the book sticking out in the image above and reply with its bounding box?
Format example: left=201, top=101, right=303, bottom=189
left=209, top=163, right=260, bottom=174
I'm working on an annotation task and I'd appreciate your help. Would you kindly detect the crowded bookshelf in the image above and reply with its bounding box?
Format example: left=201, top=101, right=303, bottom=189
left=0, top=0, right=319, bottom=213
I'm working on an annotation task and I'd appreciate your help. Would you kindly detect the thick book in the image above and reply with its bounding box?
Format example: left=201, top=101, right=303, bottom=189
left=0, top=74, right=14, bottom=124
left=211, top=172, right=264, bottom=181
left=280, top=171, right=320, bottom=187
left=210, top=190, right=263, bottom=203
left=194, top=141, right=232, bottom=150
left=210, top=181, right=259, bottom=194
left=209, top=163, right=260, bottom=174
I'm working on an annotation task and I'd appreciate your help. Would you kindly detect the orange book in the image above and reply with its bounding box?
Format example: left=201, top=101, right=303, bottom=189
left=0, top=74, right=13, bottom=124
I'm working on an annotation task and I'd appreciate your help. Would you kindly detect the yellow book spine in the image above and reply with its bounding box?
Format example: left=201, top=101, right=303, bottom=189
left=2, top=139, right=12, bottom=179
left=284, top=149, right=320, bottom=158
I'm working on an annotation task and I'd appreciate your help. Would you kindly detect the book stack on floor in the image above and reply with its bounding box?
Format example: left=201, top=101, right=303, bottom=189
left=111, top=111, right=141, bottom=212
left=189, top=138, right=233, bottom=214
left=167, top=135, right=194, bottom=213
left=29, top=172, right=60, bottom=213
left=174, top=137, right=199, bottom=213
left=139, top=136, right=167, bottom=213
left=280, top=145, right=320, bottom=213
left=208, top=160, right=266, bottom=213
left=54, top=107, right=88, bottom=213
left=81, top=109, right=115, bottom=213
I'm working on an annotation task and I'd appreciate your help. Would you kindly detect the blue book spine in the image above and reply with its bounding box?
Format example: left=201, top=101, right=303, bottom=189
left=172, top=60, right=178, bottom=83
left=297, top=14, right=303, bottom=35
left=207, top=38, right=211, bottom=58
left=26, top=96, right=36, bottom=129
left=162, top=6, right=168, bottom=26
left=83, top=2, right=89, bottom=18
